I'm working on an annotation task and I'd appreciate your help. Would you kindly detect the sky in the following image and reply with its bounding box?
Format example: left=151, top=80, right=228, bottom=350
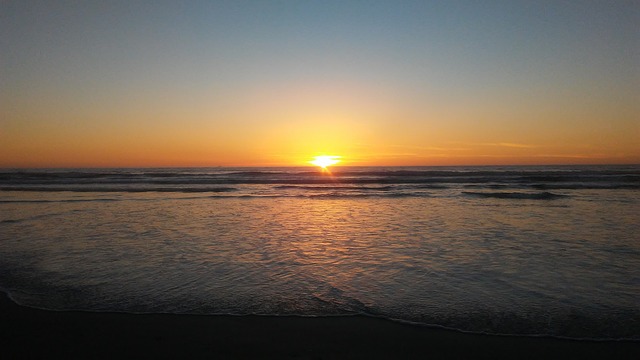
left=1, top=0, right=638, bottom=168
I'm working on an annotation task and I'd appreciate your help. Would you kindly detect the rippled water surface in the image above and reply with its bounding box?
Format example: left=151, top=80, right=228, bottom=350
left=1, top=166, right=639, bottom=339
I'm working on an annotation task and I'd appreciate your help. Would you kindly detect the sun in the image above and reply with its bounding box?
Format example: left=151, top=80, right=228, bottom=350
left=310, top=155, right=341, bottom=169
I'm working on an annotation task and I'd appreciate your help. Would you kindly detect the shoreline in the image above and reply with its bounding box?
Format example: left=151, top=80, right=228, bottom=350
left=2, top=294, right=639, bottom=359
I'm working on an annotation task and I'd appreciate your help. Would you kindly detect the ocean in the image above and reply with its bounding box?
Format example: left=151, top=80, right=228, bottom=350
left=0, top=165, right=639, bottom=340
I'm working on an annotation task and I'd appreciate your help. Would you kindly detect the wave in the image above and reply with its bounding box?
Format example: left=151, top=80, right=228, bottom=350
left=2, top=165, right=638, bottom=187
left=531, top=184, right=640, bottom=190
left=0, top=211, right=82, bottom=223
left=0, top=186, right=237, bottom=193
left=273, top=185, right=394, bottom=191
left=2, top=287, right=637, bottom=341
left=0, top=198, right=122, bottom=203
left=1, top=166, right=637, bottom=197
left=210, top=193, right=428, bottom=199
left=0, top=192, right=430, bottom=202
left=462, top=191, right=568, bottom=200
left=306, top=192, right=420, bottom=199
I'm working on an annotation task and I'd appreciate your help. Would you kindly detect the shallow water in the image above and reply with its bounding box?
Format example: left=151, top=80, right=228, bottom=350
left=1, top=165, right=639, bottom=339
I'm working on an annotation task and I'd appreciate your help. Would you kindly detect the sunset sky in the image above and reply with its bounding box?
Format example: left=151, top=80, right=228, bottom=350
left=1, top=1, right=638, bottom=168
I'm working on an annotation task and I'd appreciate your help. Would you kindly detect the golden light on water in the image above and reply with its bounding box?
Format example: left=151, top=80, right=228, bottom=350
left=310, top=156, right=341, bottom=169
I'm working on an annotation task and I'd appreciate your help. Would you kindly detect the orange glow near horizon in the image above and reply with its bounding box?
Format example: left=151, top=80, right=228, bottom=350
left=2, top=60, right=638, bottom=168
left=1, top=62, right=638, bottom=169
left=3, top=82, right=638, bottom=168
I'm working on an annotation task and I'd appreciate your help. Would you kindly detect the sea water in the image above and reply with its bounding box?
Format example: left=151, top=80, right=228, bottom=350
left=0, top=165, right=639, bottom=339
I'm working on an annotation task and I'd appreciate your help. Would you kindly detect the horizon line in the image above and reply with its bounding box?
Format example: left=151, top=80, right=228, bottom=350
left=1, top=162, right=639, bottom=170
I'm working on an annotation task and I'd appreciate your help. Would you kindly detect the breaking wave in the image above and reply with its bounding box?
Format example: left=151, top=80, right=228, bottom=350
left=462, top=191, right=569, bottom=200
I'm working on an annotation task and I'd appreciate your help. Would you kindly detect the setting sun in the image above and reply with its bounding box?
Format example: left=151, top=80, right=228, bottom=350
left=310, top=156, right=341, bottom=169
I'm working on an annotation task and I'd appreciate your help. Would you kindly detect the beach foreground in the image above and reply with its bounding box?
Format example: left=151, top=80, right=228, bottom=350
left=2, top=294, right=638, bottom=359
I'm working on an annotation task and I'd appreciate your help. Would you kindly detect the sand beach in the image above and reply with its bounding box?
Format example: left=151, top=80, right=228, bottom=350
left=2, top=294, right=638, bottom=359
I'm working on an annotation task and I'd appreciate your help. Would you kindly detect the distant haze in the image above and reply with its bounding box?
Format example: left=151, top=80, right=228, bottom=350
left=1, top=1, right=638, bottom=167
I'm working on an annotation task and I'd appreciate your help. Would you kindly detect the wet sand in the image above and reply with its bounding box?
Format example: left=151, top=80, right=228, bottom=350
left=1, top=294, right=638, bottom=359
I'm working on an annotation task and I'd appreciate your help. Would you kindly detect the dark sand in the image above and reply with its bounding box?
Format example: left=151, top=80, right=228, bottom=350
left=1, top=294, right=638, bottom=359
